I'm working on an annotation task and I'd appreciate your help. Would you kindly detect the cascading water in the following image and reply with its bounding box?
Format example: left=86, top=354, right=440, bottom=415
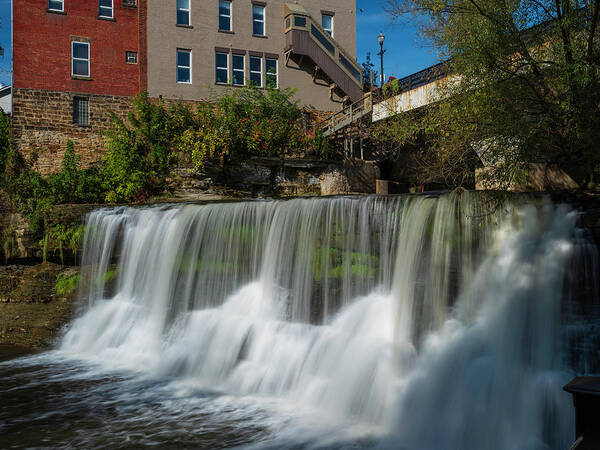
left=2, top=192, right=598, bottom=449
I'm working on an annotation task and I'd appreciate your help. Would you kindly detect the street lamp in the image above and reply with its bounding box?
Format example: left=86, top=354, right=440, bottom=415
left=377, top=32, right=386, bottom=88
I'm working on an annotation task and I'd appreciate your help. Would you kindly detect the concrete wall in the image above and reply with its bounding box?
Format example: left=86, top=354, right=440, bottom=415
left=147, top=0, right=357, bottom=111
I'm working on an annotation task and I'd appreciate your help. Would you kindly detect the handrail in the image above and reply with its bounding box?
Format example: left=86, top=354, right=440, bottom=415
left=284, top=4, right=363, bottom=88
left=384, top=62, right=448, bottom=96
left=318, top=92, right=373, bottom=137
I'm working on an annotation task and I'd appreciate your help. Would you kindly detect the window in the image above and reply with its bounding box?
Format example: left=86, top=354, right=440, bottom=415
left=322, top=13, right=334, bottom=37
left=176, top=49, right=191, bottom=83
left=249, top=56, right=262, bottom=87
left=126, top=51, right=138, bottom=64
left=215, top=52, right=229, bottom=84
left=99, top=0, right=113, bottom=18
left=72, top=42, right=90, bottom=77
left=232, top=54, right=245, bottom=86
left=48, top=0, right=64, bottom=12
left=252, top=5, right=265, bottom=36
left=265, top=58, right=278, bottom=88
left=73, top=97, right=89, bottom=125
left=219, top=0, right=232, bottom=31
left=177, top=0, right=190, bottom=26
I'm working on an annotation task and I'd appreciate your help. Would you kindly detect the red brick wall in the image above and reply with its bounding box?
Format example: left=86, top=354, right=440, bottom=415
left=13, top=0, right=144, bottom=97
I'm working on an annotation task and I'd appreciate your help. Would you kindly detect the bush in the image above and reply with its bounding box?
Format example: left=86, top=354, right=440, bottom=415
left=176, top=86, right=328, bottom=170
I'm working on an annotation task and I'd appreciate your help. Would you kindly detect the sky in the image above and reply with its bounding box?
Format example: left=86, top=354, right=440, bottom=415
left=356, top=0, right=439, bottom=82
left=0, top=0, right=10, bottom=86
left=0, top=0, right=439, bottom=87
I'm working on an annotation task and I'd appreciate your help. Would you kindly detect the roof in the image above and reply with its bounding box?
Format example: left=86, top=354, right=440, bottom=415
left=563, top=377, right=600, bottom=396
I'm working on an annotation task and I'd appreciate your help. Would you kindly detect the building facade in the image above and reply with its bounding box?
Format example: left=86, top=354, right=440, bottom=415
left=12, top=0, right=147, bottom=173
left=11, top=1, right=358, bottom=173
left=147, top=0, right=360, bottom=111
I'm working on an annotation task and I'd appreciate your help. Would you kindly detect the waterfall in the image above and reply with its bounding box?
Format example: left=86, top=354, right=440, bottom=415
left=59, top=192, right=598, bottom=449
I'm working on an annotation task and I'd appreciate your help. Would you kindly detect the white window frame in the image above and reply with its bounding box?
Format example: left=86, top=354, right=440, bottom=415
left=322, top=13, right=334, bottom=37
left=176, top=49, right=192, bottom=84
left=215, top=52, right=229, bottom=85
left=71, top=41, right=90, bottom=78
left=252, top=4, right=265, bottom=36
left=177, top=0, right=190, bottom=26
left=98, top=0, right=114, bottom=18
left=265, top=57, right=278, bottom=89
left=249, top=56, right=262, bottom=87
left=219, top=0, right=232, bottom=31
left=48, top=0, right=64, bottom=12
left=232, top=54, right=245, bottom=86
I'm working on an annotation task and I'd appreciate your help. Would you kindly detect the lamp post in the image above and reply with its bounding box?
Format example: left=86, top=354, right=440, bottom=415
left=377, top=32, right=386, bottom=88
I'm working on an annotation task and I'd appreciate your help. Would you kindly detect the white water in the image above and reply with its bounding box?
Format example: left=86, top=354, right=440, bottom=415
left=59, top=193, right=597, bottom=448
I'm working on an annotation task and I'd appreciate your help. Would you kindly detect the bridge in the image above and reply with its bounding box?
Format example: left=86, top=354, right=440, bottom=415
left=320, top=62, right=451, bottom=137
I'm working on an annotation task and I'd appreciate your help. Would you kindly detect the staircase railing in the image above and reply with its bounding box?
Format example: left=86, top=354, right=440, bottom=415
left=319, top=92, right=373, bottom=137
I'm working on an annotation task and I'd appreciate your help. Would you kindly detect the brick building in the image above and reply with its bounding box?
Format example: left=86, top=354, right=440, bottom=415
left=12, top=0, right=147, bottom=173
left=11, top=0, right=359, bottom=173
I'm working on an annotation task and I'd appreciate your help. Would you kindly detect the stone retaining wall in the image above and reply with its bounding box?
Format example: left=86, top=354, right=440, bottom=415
left=11, top=88, right=133, bottom=175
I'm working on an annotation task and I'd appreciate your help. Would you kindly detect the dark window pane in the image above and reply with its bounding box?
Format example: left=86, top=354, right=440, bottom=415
left=177, top=0, right=189, bottom=9
left=99, top=0, right=111, bottom=6
left=177, top=10, right=190, bottom=25
left=219, top=16, right=230, bottom=30
left=99, top=6, right=113, bottom=17
left=177, top=50, right=190, bottom=67
left=73, top=60, right=89, bottom=77
left=294, top=16, right=306, bottom=27
left=250, top=72, right=261, bottom=87
left=48, top=0, right=63, bottom=11
left=232, top=55, right=244, bottom=70
left=253, top=6, right=264, bottom=20
left=250, top=57, right=261, bottom=72
left=265, top=59, right=277, bottom=74
left=216, top=68, right=228, bottom=84
left=232, top=71, right=244, bottom=85
left=253, top=21, right=264, bottom=35
left=266, top=74, right=277, bottom=88
left=216, top=53, right=228, bottom=68
left=72, top=43, right=89, bottom=59
left=219, top=1, right=230, bottom=15
left=177, top=67, right=190, bottom=83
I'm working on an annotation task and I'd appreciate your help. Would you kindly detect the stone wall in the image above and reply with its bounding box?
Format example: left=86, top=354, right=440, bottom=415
left=11, top=88, right=134, bottom=175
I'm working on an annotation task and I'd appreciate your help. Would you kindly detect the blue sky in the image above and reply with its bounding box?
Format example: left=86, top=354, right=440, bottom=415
left=0, top=0, right=10, bottom=86
left=0, top=0, right=438, bottom=86
left=356, top=0, right=439, bottom=81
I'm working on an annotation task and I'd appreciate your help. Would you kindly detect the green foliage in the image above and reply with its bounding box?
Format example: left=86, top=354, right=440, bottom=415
left=55, top=272, right=81, bottom=297
left=46, top=224, right=86, bottom=264
left=176, top=86, right=328, bottom=170
left=102, top=92, right=193, bottom=203
left=0, top=113, right=12, bottom=175
left=383, top=0, right=600, bottom=188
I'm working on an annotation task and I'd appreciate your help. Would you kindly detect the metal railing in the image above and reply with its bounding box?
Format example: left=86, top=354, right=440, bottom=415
left=385, top=62, right=448, bottom=96
left=319, top=92, right=373, bottom=137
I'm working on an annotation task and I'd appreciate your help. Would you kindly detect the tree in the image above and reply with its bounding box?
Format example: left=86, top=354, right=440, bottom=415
left=379, top=0, right=600, bottom=188
left=362, top=52, right=379, bottom=91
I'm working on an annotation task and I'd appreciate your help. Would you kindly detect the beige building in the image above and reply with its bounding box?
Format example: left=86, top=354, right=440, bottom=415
left=147, top=0, right=361, bottom=111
